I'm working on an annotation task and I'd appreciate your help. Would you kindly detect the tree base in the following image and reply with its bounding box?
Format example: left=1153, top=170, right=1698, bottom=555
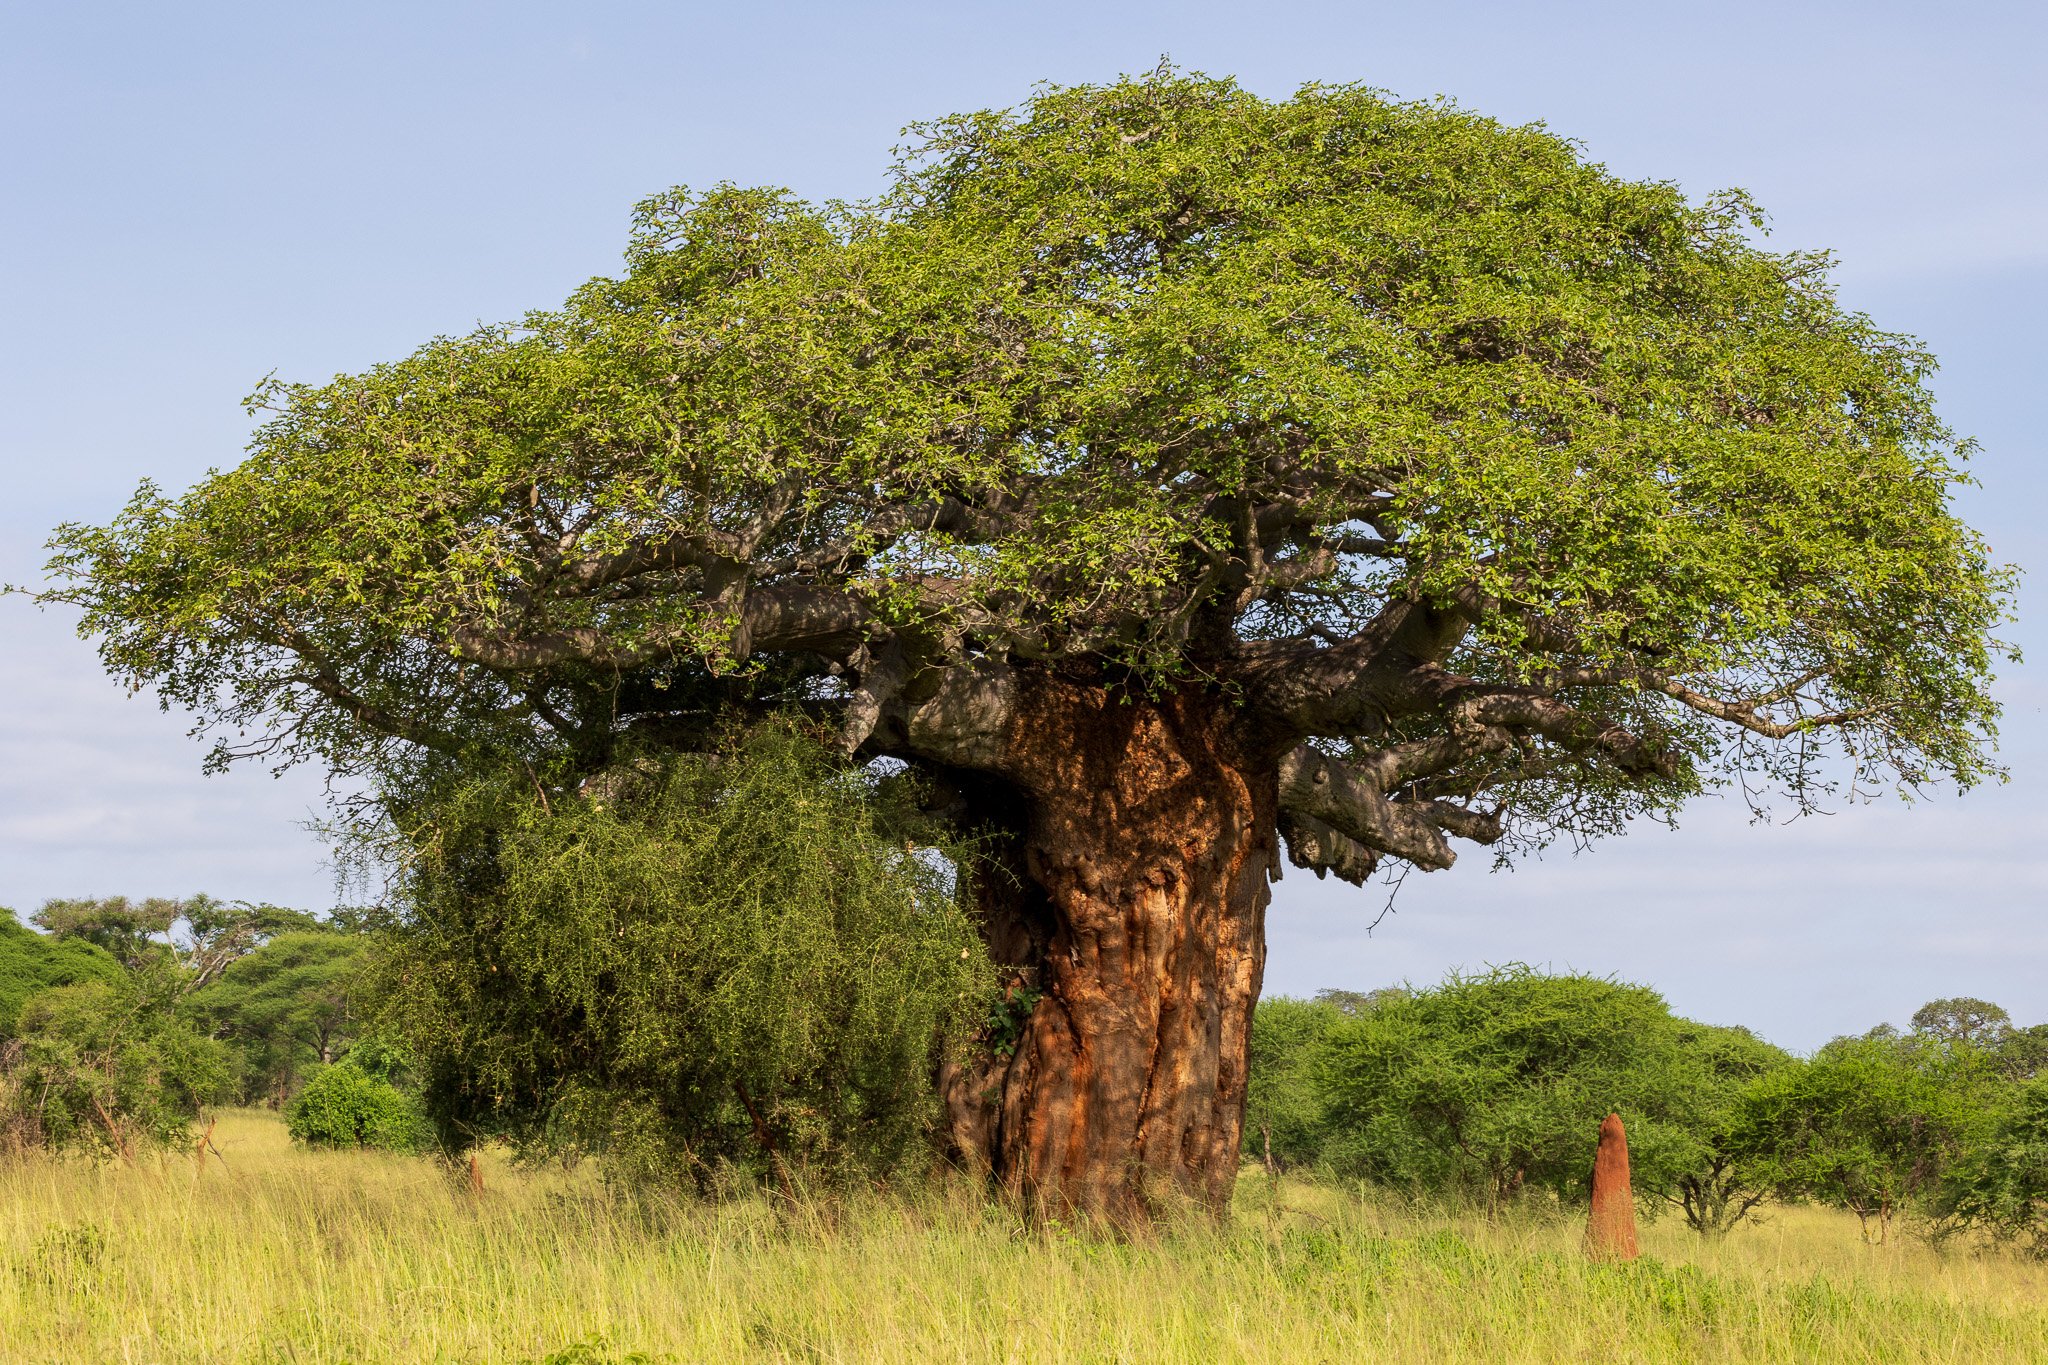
left=941, top=679, right=1277, bottom=1219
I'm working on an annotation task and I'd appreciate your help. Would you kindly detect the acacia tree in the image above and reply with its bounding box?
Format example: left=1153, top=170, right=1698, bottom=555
left=1310, top=968, right=1790, bottom=1215
left=40, top=74, right=2010, bottom=1217
left=190, top=929, right=366, bottom=1101
left=32, top=896, right=316, bottom=990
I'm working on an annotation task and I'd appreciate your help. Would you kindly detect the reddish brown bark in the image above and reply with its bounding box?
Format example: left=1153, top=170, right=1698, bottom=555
left=941, top=678, right=1278, bottom=1220
left=1586, top=1112, right=1640, bottom=1260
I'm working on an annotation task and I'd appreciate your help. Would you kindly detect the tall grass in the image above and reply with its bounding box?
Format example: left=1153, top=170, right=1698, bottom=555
left=1, top=1110, right=2043, bottom=1363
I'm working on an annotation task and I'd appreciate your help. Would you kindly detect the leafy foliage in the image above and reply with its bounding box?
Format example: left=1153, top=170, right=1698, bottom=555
left=1247, top=969, right=1794, bottom=1228
left=19, top=68, right=2020, bottom=1213
left=39, top=70, right=2013, bottom=883
left=1249, top=973, right=2048, bottom=1248
left=1910, top=997, right=2013, bottom=1047
left=28, top=897, right=181, bottom=970
left=3, top=900, right=368, bottom=1154
left=1936, top=1077, right=2048, bottom=1257
left=190, top=929, right=368, bottom=1103
left=1659, top=1021, right=1798, bottom=1235
left=0, top=974, right=229, bottom=1157
left=368, top=723, right=992, bottom=1186
left=1732, top=1031, right=2000, bottom=1243
left=31, top=895, right=319, bottom=989
left=1311, top=968, right=1792, bottom=1214
left=1243, top=996, right=1346, bottom=1172
left=0, top=913, right=121, bottom=1038
left=284, top=1060, right=432, bottom=1153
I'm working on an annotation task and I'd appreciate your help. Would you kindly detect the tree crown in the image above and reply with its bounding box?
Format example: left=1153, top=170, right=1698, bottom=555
left=38, top=71, right=2014, bottom=877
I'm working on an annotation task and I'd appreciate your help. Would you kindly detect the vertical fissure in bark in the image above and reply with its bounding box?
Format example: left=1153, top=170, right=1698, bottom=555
left=943, top=677, right=1277, bottom=1219
left=936, top=778, right=1053, bottom=1176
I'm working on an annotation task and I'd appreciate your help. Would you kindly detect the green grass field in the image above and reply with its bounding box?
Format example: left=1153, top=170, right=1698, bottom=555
left=2, top=1110, right=2044, bottom=1363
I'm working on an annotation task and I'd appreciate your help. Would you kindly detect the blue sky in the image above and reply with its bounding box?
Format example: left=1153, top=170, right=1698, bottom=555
left=3, top=1, right=2041, bottom=1050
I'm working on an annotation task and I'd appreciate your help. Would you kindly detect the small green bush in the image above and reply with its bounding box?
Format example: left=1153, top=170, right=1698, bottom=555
left=284, top=1063, right=431, bottom=1152
left=187, top=928, right=368, bottom=1105
left=519, top=1340, right=673, bottom=1365
left=21, top=1221, right=108, bottom=1287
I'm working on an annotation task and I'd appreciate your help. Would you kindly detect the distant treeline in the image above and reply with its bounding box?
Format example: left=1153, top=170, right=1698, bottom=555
left=1246, top=967, right=2048, bottom=1251
left=0, top=896, right=411, bottom=1157
left=5, top=891, right=2046, bottom=1256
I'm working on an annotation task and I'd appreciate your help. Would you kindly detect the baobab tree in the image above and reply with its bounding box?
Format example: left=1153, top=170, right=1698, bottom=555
left=42, top=73, right=2011, bottom=1218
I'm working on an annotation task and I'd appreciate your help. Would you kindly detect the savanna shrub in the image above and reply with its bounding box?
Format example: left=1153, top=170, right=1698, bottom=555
left=1729, top=1032, right=1992, bottom=1242
left=0, top=975, right=229, bottom=1156
left=367, top=722, right=992, bottom=1187
left=285, top=1062, right=432, bottom=1152
left=1295, top=966, right=1790, bottom=1221
left=1939, top=1076, right=2048, bottom=1256
left=188, top=927, right=368, bottom=1105
left=1243, top=995, right=1347, bottom=1171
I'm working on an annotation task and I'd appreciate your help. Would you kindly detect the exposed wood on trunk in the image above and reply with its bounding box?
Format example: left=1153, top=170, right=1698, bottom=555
left=945, top=678, right=1277, bottom=1220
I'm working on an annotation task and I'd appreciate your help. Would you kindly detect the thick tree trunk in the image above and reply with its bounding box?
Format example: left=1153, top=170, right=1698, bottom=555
left=941, top=679, right=1278, bottom=1220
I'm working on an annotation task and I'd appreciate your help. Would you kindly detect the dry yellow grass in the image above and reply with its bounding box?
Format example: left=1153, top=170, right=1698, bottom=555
left=0, top=1109, right=2043, bottom=1363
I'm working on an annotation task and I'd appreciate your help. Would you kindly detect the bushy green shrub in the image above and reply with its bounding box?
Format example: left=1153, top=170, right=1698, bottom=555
left=284, top=1062, right=432, bottom=1152
left=1247, top=976, right=2047, bottom=1245
left=1937, top=1076, right=2048, bottom=1257
left=367, top=723, right=992, bottom=1187
left=1251, top=967, right=1792, bottom=1229
left=1731, top=1031, right=2001, bottom=1244
left=1244, top=996, right=1346, bottom=1172
left=0, top=974, right=230, bottom=1156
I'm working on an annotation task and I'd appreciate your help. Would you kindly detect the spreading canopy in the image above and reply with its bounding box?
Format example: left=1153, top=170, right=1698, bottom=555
left=43, top=72, right=2012, bottom=882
